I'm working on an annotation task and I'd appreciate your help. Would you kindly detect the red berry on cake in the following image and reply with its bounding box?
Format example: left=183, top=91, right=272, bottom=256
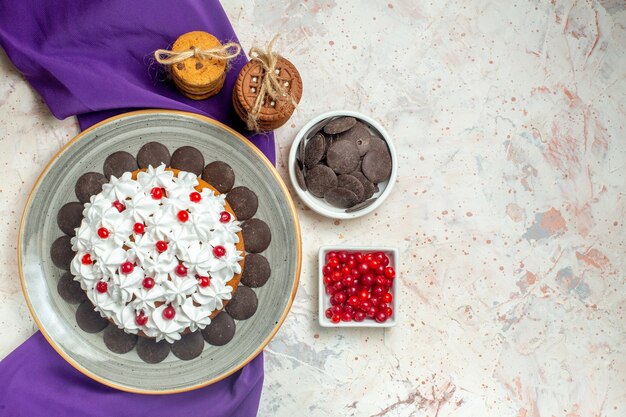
left=198, top=276, right=210, bottom=287
left=175, top=264, right=188, bottom=276
left=112, top=200, right=125, bottom=212
left=155, top=240, right=168, bottom=253
left=97, top=227, right=109, bottom=239
left=96, top=281, right=108, bottom=293
left=219, top=211, right=231, bottom=223
left=150, top=187, right=164, bottom=199
left=133, top=222, right=145, bottom=234
left=213, top=245, right=226, bottom=258
left=189, top=191, right=202, bottom=202
left=177, top=210, right=189, bottom=222
left=135, top=312, right=148, bottom=326
left=81, top=253, right=93, bottom=265
left=120, top=261, right=134, bottom=274
left=142, top=277, right=155, bottom=289
left=163, top=306, right=176, bottom=320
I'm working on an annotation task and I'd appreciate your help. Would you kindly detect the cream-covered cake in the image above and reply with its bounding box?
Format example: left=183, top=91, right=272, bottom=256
left=70, top=164, right=244, bottom=343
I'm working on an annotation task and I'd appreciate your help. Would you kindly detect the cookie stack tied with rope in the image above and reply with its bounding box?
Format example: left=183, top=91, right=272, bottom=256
left=233, top=35, right=303, bottom=132
left=155, top=31, right=241, bottom=100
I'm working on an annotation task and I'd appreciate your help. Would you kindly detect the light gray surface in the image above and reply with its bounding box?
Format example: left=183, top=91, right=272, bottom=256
left=19, top=111, right=300, bottom=392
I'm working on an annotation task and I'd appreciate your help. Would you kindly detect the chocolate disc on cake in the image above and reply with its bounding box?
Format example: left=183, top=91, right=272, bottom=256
left=136, top=337, right=171, bottom=364
left=103, top=325, right=138, bottom=354
left=326, top=140, right=360, bottom=174
left=137, top=142, right=171, bottom=169
left=50, top=235, right=74, bottom=270
left=103, top=151, right=138, bottom=180
left=305, top=165, right=337, bottom=198
left=362, top=149, right=392, bottom=183
left=337, top=174, right=365, bottom=202
left=225, top=286, right=258, bottom=320
left=324, top=187, right=359, bottom=208
left=323, top=116, right=357, bottom=135
left=57, top=202, right=84, bottom=236
left=202, top=161, right=235, bottom=193
left=241, top=219, right=271, bottom=253
left=57, top=271, right=86, bottom=304
left=75, top=172, right=107, bottom=204
left=226, top=186, right=258, bottom=220
left=171, top=331, right=204, bottom=360
left=75, top=301, right=108, bottom=333
left=240, top=253, right=271, bottom=288
left=202, top=312, right=236, bottom=346
left=304, top=133, right=325, bottom=168
left=170, top=146, right=205, bottom=176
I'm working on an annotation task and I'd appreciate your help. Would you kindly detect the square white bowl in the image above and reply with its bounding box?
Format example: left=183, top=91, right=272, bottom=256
left=318, top=245, right=399, bottom=328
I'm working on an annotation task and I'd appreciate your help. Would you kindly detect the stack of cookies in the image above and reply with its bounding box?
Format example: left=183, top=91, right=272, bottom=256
left=169, top=31, right=229, bottom=100
left=232, top=56, right=303, bottom=131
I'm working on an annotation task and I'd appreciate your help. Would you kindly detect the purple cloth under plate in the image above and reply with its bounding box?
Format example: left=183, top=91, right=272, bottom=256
left=0, top=0, right=272, bottom=415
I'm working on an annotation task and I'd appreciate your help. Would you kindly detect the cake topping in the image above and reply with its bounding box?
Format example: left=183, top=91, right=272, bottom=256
left=112, top=200, right=125, bottom=212
left=70, top=163, right=243, bottom=343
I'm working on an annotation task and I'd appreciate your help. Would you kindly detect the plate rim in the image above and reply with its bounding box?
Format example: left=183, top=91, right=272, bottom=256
left=17, top=109, right=302, bottom=394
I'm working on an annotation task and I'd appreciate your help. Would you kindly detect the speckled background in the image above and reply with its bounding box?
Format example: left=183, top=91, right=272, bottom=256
left=1, top=1, right=625, bottom=416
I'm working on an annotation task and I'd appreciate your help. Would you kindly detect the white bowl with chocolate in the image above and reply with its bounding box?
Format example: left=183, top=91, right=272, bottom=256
left=289, top=111, right=397, bottom=219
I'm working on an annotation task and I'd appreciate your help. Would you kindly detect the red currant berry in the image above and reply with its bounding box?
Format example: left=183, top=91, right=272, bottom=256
left=370, top=296, right=381, bottom=306
left=382, top=292, right=393, bottom=304
left=333, top=292, right=347, bottom=305
left=354, top=311, right=366, bottom=322
left=332, top=282, right=344, bottom=292
left=347, top=296, right=360, bottom=307
left=150, top=187, right=164, bottom=199
left=381, top=256, right=390, bottom=267
left=155, top=240, right=168, bottom=253
left=341, top=266, right=351, bottom=277
left=361, top=300, right=372, bottom=311
left=342, top=312, right=353, bottom=322
left=198, top=276, right=211, bottom=287
left=325, top=286, right=335, bottom=295
left=375, top=311, right=388, bottom=323
left=142, top=277, right=155, bottom=289
left=347, top=259, right=357, bottom=268
left=373, top=285, right=386, bottom=297
left=133, top=222, right=145, bottom=234
left=384, top=266, right=396, bottom=279
left=177, top=210, right=189, bottom=222
left=175, top=264, right=188, bottom=276
left=328, top=258, right=339, bottom=269
left=81, top=254, right=93, bottom=265
left=386, top=279, right=394, bottom=288
left=325, top=308, right=333, bottom=319
left=364, top=254, right=374, bottom=262
left=367, top=306, right=377, bottom=318
left=338, top=252, right=348, bottom=262
left=341, top=276, right=354, bottom=287
left=331, top=271, right=342, bottom=282
left=323, top=275, right=332, bottom=285
left=330, top=295, right=341, bottom=306
left=361, top=273, right=375, bottom=287
left=322, top=265, right=332, bottom=275
left=212, top=245, right=226, bottom=258
left=135, top=312, right=148, bottom=326
left=369, top=260, right=380, bottom=270
left=375, top=265, right=385, bottom=275
left=120, top=261, right=134, bottom=274
left=331, top=305, right=343, bottom=315
left=384, top=307, right=393, bottom=317
left=112, top=200, right=125, bottom=212
left=351, top=268, right=361, bottom=278
left=331, top=314, right=341, bottom=323
left=375, top=275, right=387, bottom=286
left=374, top=252, right=385, bottom=262
left=163, top=306, right=176, bottom=320
left=343, top=305, right=355, bottom=315
left=96, top=281, right=108, bottom=293
left=97, top=227, right=109, bottom=239
left=326, top=251, right=338, bottom=261
left=219, top=211, right=231, bottom=223
left=354, top=253, right=363, bottom=262
left=346, top=287, right=358, bottom=297
left=189, top=191, right=202, bottom=203
left=358, top=262, right=369, bottom=274
left=358, top=289, right=370, bottom=300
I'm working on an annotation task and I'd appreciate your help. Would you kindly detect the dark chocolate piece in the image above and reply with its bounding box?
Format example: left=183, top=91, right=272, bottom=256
left=50, top=235, right=74, bottom=270
left=171, top=331, right=204, bottom=360
left=75, top=172, right=107, bottom=204
left=303, top=133, right=325, bottom=168
left=326, top=140, right=360, bottom=174
left=337, top=174, right=365, bottom=202
left=137, top=142, right=171, bottom=168
left=345, top=198, right=377, bottom=213
left=57, top=271, right=86, bottom=304
left=103, top=324, right=138, bottom=354
left=202, top=312, right=236, bottom=346
left=304, top=165, right=337, bottom=198
left=240, top=253, right=271, bottom=288
left=241, top=218, right=271, bottom=253
left=226, top=186, right=258, bottom=220
left=201, top=161, right=235, bottom=193
left=75, top=301, right=108, bottom=333
left=136, top=337, right=171, bottom=364
left=324, top=187, right=359, bottom=208
left=323, top=116, right=357, bottom=134
left=103, top=151, right=138, bottom=180
left=362, top=149, right=392, bottom=183
left=225, top=286, right=258, bottom=320
left=170, top=146, right=205, bottom=176
left=57, top=202, right=83, bottom=236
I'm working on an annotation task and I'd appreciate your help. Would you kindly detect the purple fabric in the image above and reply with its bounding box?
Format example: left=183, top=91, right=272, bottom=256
left=0, top=0, right=272, bottom=415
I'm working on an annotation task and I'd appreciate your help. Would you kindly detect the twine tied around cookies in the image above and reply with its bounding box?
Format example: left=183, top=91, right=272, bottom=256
left=154, top=42, right=241, bottom=65
left=246, top=35, right=299, bottom=131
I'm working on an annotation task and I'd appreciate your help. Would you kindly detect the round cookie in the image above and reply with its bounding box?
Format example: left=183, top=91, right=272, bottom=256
left=362, top=149, right=392, bottom=183
left=323, top=116, right=357, bottom=135
left=225, top=286, right=258, bottom=320
left=75, top=301, right=108, bottom=333
left=137, top=142, right=171, bottom=169
left=241, top=219, right=271, bottom=253
left=304, top=133, right=325, bottom=168
left=170, top=146, right=205, bottom=176
left=57, top=271, right=86, bottom=304
left=326, top=140, right=360, bottom=174
left=171, top=31, right=227, bottom=88
left=324, top=187, right=359, bottom=208
left=240, top=253, right=271, bottom=288
left=337, top=174, right=365, bottom=202
left=75, top=172, right=107, bottom=204
left=202, top=161, right=235, bottom=193
left=103, top=324, right=138, bottom=354
left=103, top=151, right=138, bottom=180
left=226, top=186, right=258, bottom=220
left=50, top=235, right=74, bottom=270
left=202, top=312, right=236, bottom=346
left=57, top=202, right=83, bottom=236
left=171, top=331, right=204, bottom=360
left=305, top=165, right=337, bottom=198
left=136, top=337, right=171, bottom=364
